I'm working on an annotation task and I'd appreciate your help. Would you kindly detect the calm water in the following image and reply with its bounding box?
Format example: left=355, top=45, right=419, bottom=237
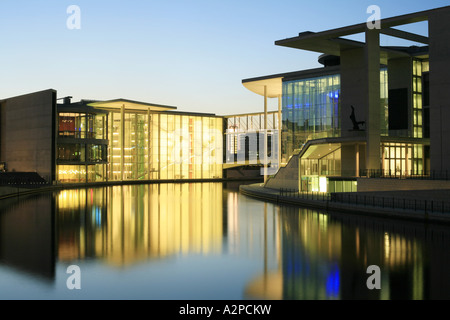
left=0, top=182, right=449, bottom=300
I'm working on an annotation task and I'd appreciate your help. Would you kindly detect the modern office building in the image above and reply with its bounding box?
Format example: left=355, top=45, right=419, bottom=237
left=0, top=90, right=223, bottom=184
left=242, top=6, right=450, bottom=192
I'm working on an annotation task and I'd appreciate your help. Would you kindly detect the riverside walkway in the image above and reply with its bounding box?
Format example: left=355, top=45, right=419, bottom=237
left=240, top=183, right=450, bottom=224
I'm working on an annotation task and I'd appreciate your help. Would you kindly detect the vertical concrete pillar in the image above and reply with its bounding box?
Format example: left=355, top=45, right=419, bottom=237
left=365, top=29, right=381, bottom=171
left=429, top=7, right=450, bottom=172
left=405, top=144, right=410, bottom=176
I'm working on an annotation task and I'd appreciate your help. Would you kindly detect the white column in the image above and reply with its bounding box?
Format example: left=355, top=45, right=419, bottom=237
left=405, top=144, right=409, bottom=176
left=278, top=94, right=282, bottom=168
left=264, top=86, right=268, bottom=183
left=120, top=104, right=125, bottom=181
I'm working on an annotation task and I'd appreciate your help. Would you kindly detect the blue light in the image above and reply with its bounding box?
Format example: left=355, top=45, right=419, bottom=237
left=92, top=207, right=101, bottom=228
left=326, top=266, right=340, bottom=298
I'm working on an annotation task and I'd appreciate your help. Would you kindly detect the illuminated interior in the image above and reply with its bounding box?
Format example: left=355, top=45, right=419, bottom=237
left=57, top=109, right=109, bottom=183
left=56, top=183, right=223, bottom=265
left=57, top=100, right=223, bottom=183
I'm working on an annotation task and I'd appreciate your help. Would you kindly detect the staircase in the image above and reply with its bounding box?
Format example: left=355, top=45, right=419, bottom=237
left=265, top=151, right=300, bottom=191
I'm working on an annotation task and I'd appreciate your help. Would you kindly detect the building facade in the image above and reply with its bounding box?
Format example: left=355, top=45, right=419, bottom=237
left=0, top=92, right=223, bottom=184
left=242, top=7, right=450, bottom=192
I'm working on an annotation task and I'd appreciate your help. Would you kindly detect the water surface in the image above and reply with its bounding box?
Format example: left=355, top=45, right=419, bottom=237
left=0, top=182, right=449, bottom=300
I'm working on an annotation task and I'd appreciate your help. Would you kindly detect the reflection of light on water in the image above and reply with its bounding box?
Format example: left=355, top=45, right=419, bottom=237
left=326, top=265, right=340, bottom=299
left=56, top=184, right=223, bottom=267
left=227, top=191, right=239, bottom=254
left=92, top=207, right=101, bottom=228
left=384, top=232, right=390, bottom=261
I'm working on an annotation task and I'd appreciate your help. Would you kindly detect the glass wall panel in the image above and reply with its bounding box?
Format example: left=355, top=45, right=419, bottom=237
left=58, top=165, right=87, bottom=183
left=107, top=110, right=223, bottom=182
left=58, top=144, right=85, bottom=162
left=282, top=75, right=341, bottom=163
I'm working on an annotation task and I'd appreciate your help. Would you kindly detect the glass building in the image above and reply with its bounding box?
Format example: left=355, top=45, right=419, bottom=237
left=243, top=50, right=431, bottom=193
left=56, top=99, right=223, bottom=183
left=282, top=73, right=341, bottom=162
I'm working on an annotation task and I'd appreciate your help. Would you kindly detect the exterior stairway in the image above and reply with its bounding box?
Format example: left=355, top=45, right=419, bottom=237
left=265, top=150, right=301, bottom=191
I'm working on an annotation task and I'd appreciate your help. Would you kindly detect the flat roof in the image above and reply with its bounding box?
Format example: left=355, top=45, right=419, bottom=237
left=88, top=99, right=178, bottom=112
left=275, top=6, right=450, bottom=55
left=242, top=66, right=340, bottom=97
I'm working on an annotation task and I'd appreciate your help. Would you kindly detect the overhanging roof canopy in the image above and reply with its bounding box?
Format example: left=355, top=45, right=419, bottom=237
left=88, top=99, right=177, bottom=112
left=274, top=6, right=445, bottom=55
left=301, top=143, right=341, bottom=160
left=242, top=77, right=282, bottom=98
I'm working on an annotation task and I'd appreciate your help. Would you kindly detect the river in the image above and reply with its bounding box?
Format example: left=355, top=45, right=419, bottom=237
left=0, top=182, right=449, bottom=299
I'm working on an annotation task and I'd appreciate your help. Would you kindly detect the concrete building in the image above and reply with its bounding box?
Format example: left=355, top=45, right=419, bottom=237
left=243, top=6, right=450, bottom=192
left=0, top=90, right=223, bottom=184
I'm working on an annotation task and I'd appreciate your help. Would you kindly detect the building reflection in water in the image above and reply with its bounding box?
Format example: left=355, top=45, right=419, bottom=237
left=242, top=204, right=450, bottom=300
left=56, top=183, right=223, bottom=266
left=0, top=194, right=55, bottom=280
left=5, top=182, right=444, bottom=299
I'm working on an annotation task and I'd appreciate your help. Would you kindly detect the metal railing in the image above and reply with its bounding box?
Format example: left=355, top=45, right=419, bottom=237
left=331, top=193, right=450, bottom=214
left=278, top=188, right=450, bottom=214
left=361, top=169, right=450, bottom=181
left=279, top=188, right=331, bottom=201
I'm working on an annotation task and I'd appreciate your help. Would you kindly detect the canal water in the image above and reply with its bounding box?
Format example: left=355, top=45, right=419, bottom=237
left=0, top=182, right=449, bottom=300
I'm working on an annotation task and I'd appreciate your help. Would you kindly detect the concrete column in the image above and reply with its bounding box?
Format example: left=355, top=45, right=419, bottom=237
left=365, top=29, right=381, bottom=171
left=405, top=144, right=409, bottom=176
left=429, top=7, right=450, bottom=172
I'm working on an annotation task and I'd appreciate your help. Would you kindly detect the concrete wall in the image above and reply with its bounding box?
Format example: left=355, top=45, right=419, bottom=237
left=340, top=30, right=381, bottom=172
left=265, top=154, right=299, bottom=190
left=340, top=48, right=367, bottom=136
left=341, top=144, right=357, bottom=176
left=429, top=7, right=450, bottom=172
left=357, top=177, right=450, bottom=192
left=388, top=57, right=413, bottom=135
left=0, top=89, right=56, bottom=182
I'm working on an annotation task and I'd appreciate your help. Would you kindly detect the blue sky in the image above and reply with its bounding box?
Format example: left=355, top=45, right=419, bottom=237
left=0, top=0, right=446, bottom=115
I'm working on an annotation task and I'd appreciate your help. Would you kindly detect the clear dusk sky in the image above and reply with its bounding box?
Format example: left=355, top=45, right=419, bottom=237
left=0, top=0, right=446, bottom=115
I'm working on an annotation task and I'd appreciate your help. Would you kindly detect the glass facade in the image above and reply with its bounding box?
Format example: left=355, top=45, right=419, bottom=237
left=57, top=106, right=223, bottom=183
left=282, top=74, right=341, bottom=163
left=57, top=111, right=109, bottom=183
left=381, top=143, right=426, bottom=177
left=58, top=112, right=107, bottom=139
left=108, top=110, right=223, bottom=182
left=299, top=146, right=344, bottom=192
left=282, top=70, right=390, bottom=163
left=224, top=112, right=279, bottom=165
left=380, top=68, right=389, bottom=136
